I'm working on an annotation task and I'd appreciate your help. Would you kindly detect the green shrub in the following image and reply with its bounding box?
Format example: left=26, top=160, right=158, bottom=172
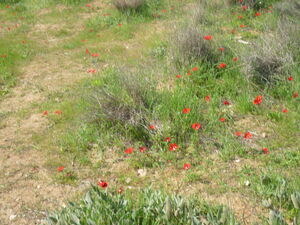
left=46, top=187, right=240, bottom=225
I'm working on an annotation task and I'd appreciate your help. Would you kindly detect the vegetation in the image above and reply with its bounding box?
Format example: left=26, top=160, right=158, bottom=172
left=0, top=0, right=299, bottom=224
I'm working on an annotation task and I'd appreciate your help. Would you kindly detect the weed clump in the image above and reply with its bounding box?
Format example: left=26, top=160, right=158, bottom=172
left=113, top=0, right=145, bottom=11
left=171, top=26, right=219, bottom=67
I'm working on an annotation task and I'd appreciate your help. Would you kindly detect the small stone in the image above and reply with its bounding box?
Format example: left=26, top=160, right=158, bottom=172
left=137, top=169, right=147, bottom=177
left=125, top=178, right=131, bottom=184
left=244, top=180, right=250, bottom=186
left=9, top=215, right=17, bottom=221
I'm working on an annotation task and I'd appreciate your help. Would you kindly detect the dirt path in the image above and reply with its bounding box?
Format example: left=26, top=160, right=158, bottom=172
left=0, top=5, right=103, bottom=224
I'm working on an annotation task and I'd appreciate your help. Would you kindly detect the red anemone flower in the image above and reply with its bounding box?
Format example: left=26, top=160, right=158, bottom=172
left=205, top=95, right=211, bottom=102
left=57, top=166, right=65, bottom=172
left=192, top=67, right=198, bottom=71
left=235, top=131, right=243, bottom=137
left=98, top=180, right=108, bottom=188
left=262, top=148, right=269, bottom=154
left=218, top=47, right=225, bottom=51
left=149, top=125, right=155, bottom=130
left=164, top=137, right=171, bottom=142
left=255, top=12, right=261, bottom=16
left=176, top=74, right=181, bottom=78
left=169, top=143, right=178, bottom=151
left=42, top=110, right=48, bottom=116
left=125, top=147, right=134, bottom=154
left=139, top=146, right=147, bottom=153
left=182, top=108, right=191, bottom=114
left=191, top=123, right=201, bottom=130
left=288, top=76, right=293, bottom=81
left=203, top=35, right=212, bottom=40
left=218, top=63, right=227, bottom=69
left=238, top=15, right=243, bottom=19
left=183, top=163, right=191, bottom=170
left=282, top=109, right=288, bottom=113
left=244, top=132, right=252, bottom=139
left=54, top=110, right=62, bottom=115
left=293, top=92, right=298, bottom=98
left=233, top=57, right=238, bottom=62
left=253, top=95, right=263, bottom=105
left=223, top=100, right=230, bottom=105
left=219, top=117, right=226, bottom=122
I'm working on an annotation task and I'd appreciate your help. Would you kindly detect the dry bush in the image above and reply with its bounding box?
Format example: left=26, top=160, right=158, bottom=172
left=274, top=0, right=300, bottom=19
left=112, top=0, right=145, bottom=11
left=243, top=30, right=294, bottom=85
left=170, top=25, right=219, bottom=66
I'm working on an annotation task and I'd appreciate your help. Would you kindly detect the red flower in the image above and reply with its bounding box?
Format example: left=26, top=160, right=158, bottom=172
left=218, top=47, right=225, bottom=51
left=242, top=5, right=248, bottom=11
left=205, top=95, right=211, bottom=102
left=164, top=137, right=171, bottom=142
left=203, top=35, right=212, bottom=40
left=162, top=9, right=167, bottom=13
left=240, top=24, right=246, bottom=28
left=183, top=163, right=191, bottom=170
left=235, top=131, right=243, bottom=137
left=288, top=76, right=293, bottom=81
left=262, top=148, right=269, bottom=154
left=192, top=67, right=198, bottom=71
left=238, top=15, right=243, bottom=19
left=98, top=180, right=108, bottom=188
left=218, top=63, right=227, bottom=69
left=223, top=100, right=230, bottom=105
left=125, top=147, right=134, bottom=154
left=149, top=124, right=155, bottom=130
left=169, top=143, right=178, bottom=151
left=219, top=117, right=226, bottom=122
left=6, top=5, right=10, bottom=8
left=86, top=48, right=90, bottom=54
left=54, top=110, right=62, bottom=115
left=176, top=74, right=181, bottom=78
left=244, top=132, right=252, bottom=139
left=186, top=70, right=191, bottom=76
left=282, top=109, right=288, bottom=113
left=117, top=187, right=124, bottom=193
left=91, top=53, right=99, bottom=57
left=255, top=12, right=261, bottom=16
left=87, top=69, right=96, bottom=73
left=118, top=24, right=122, bottom=27
left=182, top=108, right=191, bottom=114
left=253, top=95, right=263, bottom=105
left=57, top=166, right=65, bottom=172
left=86, top=4, right=91, bottom=7
left=233, top=57, right=238, bottom=62
left=191, top=123, right=201, bottom=130
left=293, top=92, right=298, bottom=98
left=42, top=110, right=48, bottom=116
left=139, top=146, right=147, bottom=153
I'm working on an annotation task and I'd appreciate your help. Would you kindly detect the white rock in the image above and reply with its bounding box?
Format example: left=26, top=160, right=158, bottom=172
left=9, top=215, right=17, bottom=221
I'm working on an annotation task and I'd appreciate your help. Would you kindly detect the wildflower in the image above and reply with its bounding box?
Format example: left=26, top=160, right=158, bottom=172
left=42, top=110, right=48, bottom=116
left=87, top=69, right=96, bottom=73
left=253, top=95, right=262, bottom=105
left=233, top=57, right=238, bottom=62
left=182, top=108, right=191, bottom=114
left=86, top=4, right=91, bottom=7
left=288, top=76, right=293, bottom=81
left=238, top=15, right=243, bottom=19
left=149, top=125, right=155, bottom=130
left=98, top=180, right=108, bottom=188
left=22, top=40, right=26, bottom=44
left=255, top=12, right=261, bottom=16
left=205, top=95, right=211, bottom=102
left=218, top=47, right=225, bottom=52
left=219, top=117, right=226, bottom=122
left=169, top=143, right=178, bottom=151
left=164, top=137, right=171, bottom=142
left=176, top=74, right=181, bottom=78
left=183, top=163, right=191, bottom=170
left=91, top=53, right=99, bottom=57
left=235, top=131, right=243, bottom=137
left=192, top=66, right=198, bottom=71
left=86, top=48, right=90, bottom=54
left=282, top=109, right=288, bottom=113
left=117, top=187, right=124, bottom=193
left=203, top=35, right=212, bottom=40
left=186, top=70, right=191, bottom=76
left=240, top=24, right=246, bottom=28
left=242, top=5, right=248, bottom=11
left=125, top=147, right=134, bottom=154
left=191, top=123, right=201, bottom=130
left=244, top=132, right=252, bottom=139
left=218, top=63, right=227, bottom=69
left=139, top=146, right=147, bottom=153
left=57, top=166, right=65, bottom=172
left=293, top=92, right=298, bottom=98
left=262, top=148, right=269, bottom=154
left=54, top=110, right=62, bottom=115
left=118, top=24, right=122, bottom=27
left=162, top=9, right=167, bottom=13
left=223, top=100, right=230, bottom=105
